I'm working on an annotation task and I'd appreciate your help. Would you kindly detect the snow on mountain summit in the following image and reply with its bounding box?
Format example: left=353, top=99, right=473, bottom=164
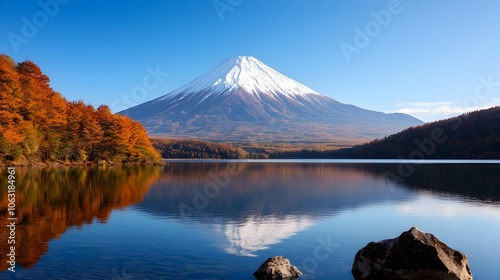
left=122, top=56, right=424, bottom=142
left=161, top=56, right=320, bottom=99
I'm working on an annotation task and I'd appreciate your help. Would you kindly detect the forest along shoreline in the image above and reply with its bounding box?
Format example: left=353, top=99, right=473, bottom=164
left=150, top=102, right=500, bottom=161
left=0, top=54, right=162, bottom=167
left=3, top=54, right=499, bottom=167
left=0, top=159, right=164, bottom=168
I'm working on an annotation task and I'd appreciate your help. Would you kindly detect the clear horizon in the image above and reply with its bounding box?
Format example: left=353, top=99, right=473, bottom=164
left=1, top=0, right=499, bottom=122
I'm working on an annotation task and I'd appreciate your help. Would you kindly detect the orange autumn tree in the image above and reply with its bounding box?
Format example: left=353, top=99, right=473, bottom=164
left=0, top=54, right=162, bottom=164
left=0, top=54, right=25, bottom=159
left=17, top=60, right=68, bottom=161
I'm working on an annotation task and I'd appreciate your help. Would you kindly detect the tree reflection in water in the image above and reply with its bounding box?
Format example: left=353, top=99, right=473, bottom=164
left=0, top=166, right=161, bottom=271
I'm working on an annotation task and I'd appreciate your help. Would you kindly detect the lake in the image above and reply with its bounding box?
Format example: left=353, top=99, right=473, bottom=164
left=1, top=160, right=500, bottom=279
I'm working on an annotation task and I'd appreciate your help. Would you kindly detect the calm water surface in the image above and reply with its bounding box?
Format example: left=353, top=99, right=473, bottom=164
left=1, top=161, right=500, bottom=279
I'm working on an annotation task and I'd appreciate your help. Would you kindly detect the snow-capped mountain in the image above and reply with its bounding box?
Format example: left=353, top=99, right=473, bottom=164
left=160, top=56, right=320, bottom=99
left=120, top=56, right=423, bottom=143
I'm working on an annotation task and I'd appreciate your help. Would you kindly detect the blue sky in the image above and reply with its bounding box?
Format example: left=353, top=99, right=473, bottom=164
left=1, top=0, right=499, bottom=122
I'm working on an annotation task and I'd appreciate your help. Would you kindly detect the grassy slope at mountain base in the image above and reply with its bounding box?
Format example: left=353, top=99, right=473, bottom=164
left=153, top=106, right=500, bottom=160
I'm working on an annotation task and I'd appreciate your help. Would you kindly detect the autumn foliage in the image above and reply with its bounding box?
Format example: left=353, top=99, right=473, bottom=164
left=0, top=54, right=162, bottom=164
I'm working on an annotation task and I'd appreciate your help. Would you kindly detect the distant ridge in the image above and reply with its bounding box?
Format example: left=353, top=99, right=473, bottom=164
left=120, top=56, right=422, bottom=143
left=343, top=106, right=500, bottom=159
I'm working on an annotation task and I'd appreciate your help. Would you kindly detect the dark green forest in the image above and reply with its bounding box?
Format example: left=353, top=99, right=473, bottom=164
left=343, top=106, right=500, bottom=159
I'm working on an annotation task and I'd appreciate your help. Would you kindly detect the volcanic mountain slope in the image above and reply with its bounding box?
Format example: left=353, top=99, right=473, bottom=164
left=120, top=56, right=422, bottom=143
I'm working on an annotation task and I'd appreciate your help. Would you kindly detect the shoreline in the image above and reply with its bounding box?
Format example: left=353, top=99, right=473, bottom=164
left=3, top=158, right=500, bottom=168
left=0, top=160, right=165, bottom=168
left=163, top=158, right=500, bottom=164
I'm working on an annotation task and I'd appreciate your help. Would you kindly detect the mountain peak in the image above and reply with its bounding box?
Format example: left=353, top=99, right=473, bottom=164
left=233, top=55, right=257, bottom=62
left=160, top=56, right=320, bottom=99
left=221, top=55, right=261, bottom=68
left=122, top=56, right=423, bottom=143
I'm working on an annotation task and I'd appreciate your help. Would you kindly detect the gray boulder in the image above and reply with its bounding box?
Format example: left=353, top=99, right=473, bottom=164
left=352, top=227, right=472, bottom=280
left=253, top=256, right=302, bottom=280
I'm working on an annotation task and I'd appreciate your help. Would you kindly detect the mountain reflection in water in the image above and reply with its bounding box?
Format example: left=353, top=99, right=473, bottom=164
left=1, top=161, right=499, bottom=274
left=135, top=162, right=500, bottom=257
left=136, top=162, right=412, bottom=256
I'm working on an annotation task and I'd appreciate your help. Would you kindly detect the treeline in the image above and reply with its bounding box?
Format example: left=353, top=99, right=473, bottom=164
left=0, top=54, right=162, bottom=165
left=151, top=138, right=269, bottom=159
left=268, top=149, right=339, bottom=159
left=152, top=138, right=346, bottom=159
left=343, top=106, right=500, bottom=159
left=152, top=106, right=500, bottom=160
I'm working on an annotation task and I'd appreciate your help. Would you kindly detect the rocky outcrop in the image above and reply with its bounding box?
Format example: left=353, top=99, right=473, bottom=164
left=352, top=227, right=472, bottom=280
left=253, top=256, right=302, bottom=280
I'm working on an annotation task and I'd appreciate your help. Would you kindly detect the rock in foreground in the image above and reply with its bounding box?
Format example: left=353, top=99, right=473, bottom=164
left=352, top=227, right=472, bottom=280
left=254, top=256, right=302, bottom=280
